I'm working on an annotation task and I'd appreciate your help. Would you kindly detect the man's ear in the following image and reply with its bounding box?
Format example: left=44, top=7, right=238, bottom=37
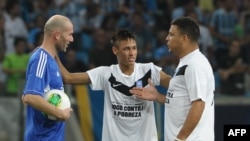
left=54, top=31, right=60, bottom=40
left=112, top=46, right=117, bottom=55
left=183, top=34, right=190, bottom=42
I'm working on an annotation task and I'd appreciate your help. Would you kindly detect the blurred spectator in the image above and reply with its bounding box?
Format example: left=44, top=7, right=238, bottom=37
left=236, top=0, right=250, bottom=67
left=129, top=11, right=155, bottom=62
left=72, top=32, right=93, bottom=65
left=0, top=14, right=5, bottom=51
left=100, top=12, right=120, bottom=38
left=171, top=0, right=203, bottom=23
left=4, top=0, right=28, bottom=55
left=198, top=0, right=214, bottom=13
left=0, top=0, right=7, bottom=18
left=186, top=9, right=213, bottom=56
left=217, top=40, right=247, bottom=96
left=131, top=0, right=156, bottom=28
left=0, top=13, right=6, bottom=96
left=235, top=0, right=250, bottom=44
left=29, top=0, right=57, bottom=22
left=19, top=0, right=35, bottom=24
left=153, top=0, right=172, bottom=30
left=55, top=0, right=85, bottom=33
left=2, top=37, right=29, bottom=96
left=33, top=31, right=44, bottom=48
left=27, top=13, right=46, bottom=51
left=75, top=2, right=104, bottom=65
left=237, top=0, right=250, bottom=96
left=95, top=0, right=124, bottom=14
left=0, top=47, right=6, bottom=96
left=79, top=2, right=104, bottom=34
left=209, top=0, right=238, bottom=64
left=198, top=0, right=214, bottom=25
left=88, top=28, right=116, bottom=69
left=62, top=48, right=88, bottom=73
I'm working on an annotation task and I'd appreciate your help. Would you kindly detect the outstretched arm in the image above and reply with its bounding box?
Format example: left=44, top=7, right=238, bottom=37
left=129, top=79, right=166, bottom=104
left=55, top=55, right=91, bottom=84
left=160, top=70, right=171, bottom=88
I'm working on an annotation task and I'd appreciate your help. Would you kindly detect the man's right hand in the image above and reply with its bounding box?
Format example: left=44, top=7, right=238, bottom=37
left=57, top=108, right=73, bottom=121
left=129, top=79, right=159, bottom=101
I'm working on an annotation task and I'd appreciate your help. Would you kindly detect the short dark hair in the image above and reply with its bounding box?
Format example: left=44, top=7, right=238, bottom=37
left=14, top=37, right=27, bottom=47
left=110, top=29, right=136, bottom=47
left=171, top=17, right=200, bottom=42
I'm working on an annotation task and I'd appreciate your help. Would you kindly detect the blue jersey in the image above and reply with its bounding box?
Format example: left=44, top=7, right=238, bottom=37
left=23, top=48, right=65, bottom=141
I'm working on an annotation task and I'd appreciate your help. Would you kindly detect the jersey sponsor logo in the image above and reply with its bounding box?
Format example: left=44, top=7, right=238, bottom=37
left=112, top=83, right=122, bottom=87
left=173, top=65, right=188, bottom=77
left=112, top=102, right=144, bottom=118
left=108, top=70, right=151, bottom=96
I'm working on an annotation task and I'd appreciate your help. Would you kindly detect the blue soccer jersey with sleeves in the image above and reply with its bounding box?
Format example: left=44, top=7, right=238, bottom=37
left=23, top=48, right=65, bottom=141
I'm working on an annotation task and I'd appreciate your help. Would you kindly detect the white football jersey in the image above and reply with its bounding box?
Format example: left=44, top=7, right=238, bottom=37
left=164, top=49, right=215, bottom=141
left=87, top=63, right=162, bottom=141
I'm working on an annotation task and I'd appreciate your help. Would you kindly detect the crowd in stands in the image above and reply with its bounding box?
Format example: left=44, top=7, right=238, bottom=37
left=0, top=0, right=250, bottom=97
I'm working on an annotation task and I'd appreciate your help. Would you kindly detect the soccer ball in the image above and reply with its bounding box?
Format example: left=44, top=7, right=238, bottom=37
left=44, top=89, right=71, bottom=120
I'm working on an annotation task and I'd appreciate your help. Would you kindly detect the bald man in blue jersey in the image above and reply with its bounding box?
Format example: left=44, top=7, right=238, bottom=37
left=22, top=15, right=73, bottom=141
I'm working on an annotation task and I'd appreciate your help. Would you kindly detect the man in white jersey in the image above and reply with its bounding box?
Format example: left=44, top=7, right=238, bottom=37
left=55, top=29, right=171, bottom=141
left=130, top=17, right=215, bottom=141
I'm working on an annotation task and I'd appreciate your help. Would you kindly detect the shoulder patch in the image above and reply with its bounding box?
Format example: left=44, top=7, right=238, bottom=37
left=175, top=65, right=188, bottom=76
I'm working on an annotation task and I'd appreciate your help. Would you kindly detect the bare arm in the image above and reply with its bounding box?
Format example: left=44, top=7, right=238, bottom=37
left=176, top=100, right=205, bottom=140
left=22, top=94, right=72, bottom=120
left=55, top=55, right=91, bottom=84
left=130, top=79, right=166, bottom=104
left=160, top=70, right=171, bottom=89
